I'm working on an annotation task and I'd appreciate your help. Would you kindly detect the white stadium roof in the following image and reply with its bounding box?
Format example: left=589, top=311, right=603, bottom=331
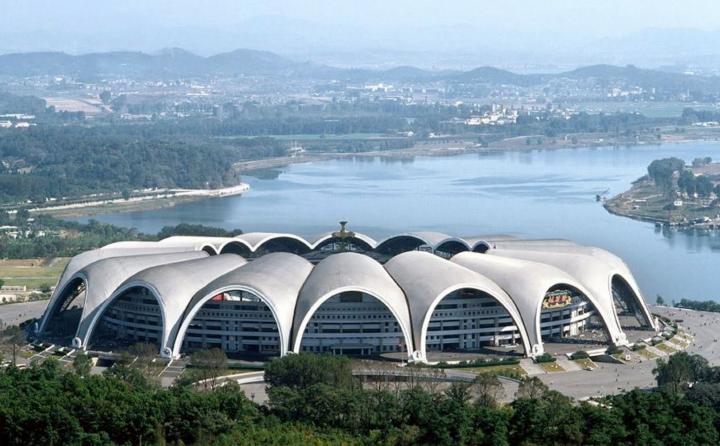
left=38, top=232, right=657, bottom=361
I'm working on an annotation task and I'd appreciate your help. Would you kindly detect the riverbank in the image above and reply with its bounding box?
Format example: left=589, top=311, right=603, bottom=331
left=235, top=126, right=720, bottom=175
left=24, top=184, right=250, bottom=218
left=32, top=127, right=720, bottom=220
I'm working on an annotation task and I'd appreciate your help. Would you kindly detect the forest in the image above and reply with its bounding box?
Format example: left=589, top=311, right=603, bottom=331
left=0, top=88, right=695, bottom=206
left=0, top=215, right=243, bottom=259
left=0, top=350, right=717, bottom=445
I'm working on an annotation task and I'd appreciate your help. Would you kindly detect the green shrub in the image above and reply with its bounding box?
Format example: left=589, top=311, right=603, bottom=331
left=606, top=346, right=623, bottom=355
left=432, top=357, right=520, bottom=369
left=535, top=353, right=556, bottom=363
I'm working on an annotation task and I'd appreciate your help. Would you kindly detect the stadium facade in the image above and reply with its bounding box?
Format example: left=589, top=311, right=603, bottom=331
left=36, top=228, right=657, bottom=362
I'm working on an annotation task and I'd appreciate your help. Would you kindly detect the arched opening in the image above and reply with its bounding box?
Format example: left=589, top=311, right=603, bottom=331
left=314, top=236, right=374, bottom=253
left=202, top=245, right=218, bottom=256
left=434, top=240, right=470, bottom=258
left=376, top=236, right=428, bottom=256
left=220, top=241, right=252, bottom=256
left=87, top=286, right=163, bottom=352
left=472, top=243, right=490, bottom=253
left=424, top=288, right=526, bottom=361
left=611, top=275, right=652, bottom=330
left=306, top=237, right=377, bottom=263
left=42, top=277, right=86, bottom=342
left=540, top=284, right=610, bottom=349
left=297, top=291, right=408, bottom=357
left=254, top=237, right=311, bottom=255
left=178, top=289, right=282, bottom=360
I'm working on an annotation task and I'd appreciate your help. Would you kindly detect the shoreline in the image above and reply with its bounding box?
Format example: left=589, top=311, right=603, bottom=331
left=27, top=131, right=720, bottom=220
left=603, top=176, right=720, bottom=230
left=26, top=183, right=250, bottom=218
left=235, top=131, right=720, bottom=175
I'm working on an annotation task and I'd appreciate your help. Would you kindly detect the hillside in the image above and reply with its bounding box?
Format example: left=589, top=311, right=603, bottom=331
left=1, top=49, right=720, bottom=92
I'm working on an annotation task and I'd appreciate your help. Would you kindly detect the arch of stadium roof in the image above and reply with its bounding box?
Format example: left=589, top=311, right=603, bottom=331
left=38, top=245, right=201, bottom=335
left=102, top=241, right=163, bottom=249
left=156, top=236, right=245, bottom=255
left=507, top=243, right=655, bottom=327
left=610, top=274, right=655, bottom=328
left=451, top=252, right=607, bottom=355
left=62, top=251, right=209, bottom=349
left=489, top=242, right=656, bottom=330
left=170, top=253, right=314, bottom=358
left=309, top=231, right=378, bottom=251
left=85, top=254, right=243, bottom=357
left=384, top=251, right=532, bottom=361
left=488, top=239, right=579, bottom=250
left=235, top=232, right=313, bottom=253
left=219, top=240, right=254, bottom=256
left=434, top=239, right=471, bottom=255
left=463, top=239, right=492, bottom=253
left=376, top=232, right=472, bottom=255
left=467, top=235, right=524, bottom=252
left=291, top=252, right=414, bottom=358
left=41, top=276, right=86, bottom=339
left=489, top=248, right=654, bottom=343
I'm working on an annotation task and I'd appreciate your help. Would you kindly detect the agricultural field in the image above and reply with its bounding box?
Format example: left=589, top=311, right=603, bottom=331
left=0, top=257, right=68, bottom=290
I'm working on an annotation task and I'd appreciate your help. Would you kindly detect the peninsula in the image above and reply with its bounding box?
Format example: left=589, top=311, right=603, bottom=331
left=604, top=157, right=720, bottom=228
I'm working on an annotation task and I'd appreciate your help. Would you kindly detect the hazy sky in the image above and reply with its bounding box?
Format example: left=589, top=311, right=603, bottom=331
left=2, top=1, right=720, bottom=67
left=3, top=0, right=719, bottom=35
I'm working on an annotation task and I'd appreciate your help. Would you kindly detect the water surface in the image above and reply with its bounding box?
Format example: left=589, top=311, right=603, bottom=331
left=75, top=143, right=720, bottom=301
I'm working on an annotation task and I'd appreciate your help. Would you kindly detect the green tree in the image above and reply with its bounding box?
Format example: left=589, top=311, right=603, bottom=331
left=647, top=157, right=685, bottom=194
left=474, top=373, right=505, bottom=407
left=264, top=353, right=354, bottom=390
left=510, top=391, right=583, bottom=445
left=678, top=169, right=697, bottom=195
left=654, top=351, right=709, bottom=395
left=515, top=376, right=549, bottom=400
left=72, top=352, right=92, bottom=377
left=99, top=90, right=112, bottom=104
left=189, top=348, right=228, bottom=389
left=696, top=175, right=714, bottom=197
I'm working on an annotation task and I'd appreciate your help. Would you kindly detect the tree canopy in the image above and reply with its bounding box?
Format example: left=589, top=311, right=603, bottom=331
left=2, top=351, right=720, bottom=445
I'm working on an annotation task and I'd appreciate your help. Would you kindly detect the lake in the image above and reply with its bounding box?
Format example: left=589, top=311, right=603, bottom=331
left=74, top=143, right=720, bottom=301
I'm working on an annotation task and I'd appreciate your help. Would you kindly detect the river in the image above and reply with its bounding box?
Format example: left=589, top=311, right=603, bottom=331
left=73, top=143, right=720, bottom=301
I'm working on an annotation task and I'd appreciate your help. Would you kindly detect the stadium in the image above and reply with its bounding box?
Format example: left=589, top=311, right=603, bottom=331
left=35, top=224, right=657, bottom=362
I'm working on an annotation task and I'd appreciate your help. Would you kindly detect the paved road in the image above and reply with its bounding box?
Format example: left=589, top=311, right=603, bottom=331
left=539, top=306, right=718, bottom=399
left=0, top=300, right=47, bottom=328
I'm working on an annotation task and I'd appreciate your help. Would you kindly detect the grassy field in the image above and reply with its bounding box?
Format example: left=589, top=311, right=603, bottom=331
left=573, top=358, right=597, bottom=369
left=538, top=361, right=565, bottom=373
left=571, top=101, right=719, bottom=118
left=451, top=364, right=526, bottom=377
left=655, top=343, right=679, bottom=354
left=0, top=257, right=69, bottom=289
left=636, top=348, right=658, bottom=360
left=668, top=336, right=689, bottom=348
left=265, top=133, right=386, bottom=141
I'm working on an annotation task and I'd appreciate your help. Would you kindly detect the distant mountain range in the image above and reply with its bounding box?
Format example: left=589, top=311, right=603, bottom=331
left=1, top=48, right=719, bottom=92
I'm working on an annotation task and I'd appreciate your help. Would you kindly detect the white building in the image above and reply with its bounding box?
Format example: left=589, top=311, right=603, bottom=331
left=37, top=230, right=656, bottom=362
